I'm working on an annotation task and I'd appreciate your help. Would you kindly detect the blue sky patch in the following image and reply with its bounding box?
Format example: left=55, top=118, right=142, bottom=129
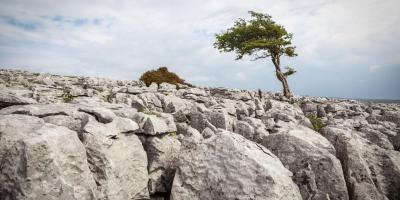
left=1, top=16, right=41, bottom=31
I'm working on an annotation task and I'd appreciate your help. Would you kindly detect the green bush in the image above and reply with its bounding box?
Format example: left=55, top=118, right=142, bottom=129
left=307, top=115, right=324, bottom=133
left=62, top=88, right=73, bottom=103
left=105, top=93, right=115, bottom=103
left=139, top=67, right=185, bottom=87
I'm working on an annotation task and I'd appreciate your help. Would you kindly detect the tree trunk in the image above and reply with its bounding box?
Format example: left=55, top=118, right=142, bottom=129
left=272, top=56, right=292, bottom=98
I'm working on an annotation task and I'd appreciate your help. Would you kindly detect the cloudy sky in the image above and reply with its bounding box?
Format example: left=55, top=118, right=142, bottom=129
left=0, top=0, right=399, bottom=99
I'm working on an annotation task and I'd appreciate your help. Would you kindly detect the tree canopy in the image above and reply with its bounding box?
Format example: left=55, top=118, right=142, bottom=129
left=214, top=11, right=297, bottom=61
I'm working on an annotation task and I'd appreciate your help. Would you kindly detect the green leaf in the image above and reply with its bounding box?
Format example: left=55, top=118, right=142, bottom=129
left=283, top=66, right=297, bottom=77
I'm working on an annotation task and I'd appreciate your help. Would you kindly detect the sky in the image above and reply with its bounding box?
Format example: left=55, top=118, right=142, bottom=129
left=0, top=0, right=399, bottom=99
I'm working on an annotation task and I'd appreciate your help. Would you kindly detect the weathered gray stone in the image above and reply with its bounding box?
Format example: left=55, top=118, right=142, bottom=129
left=182, top=88, right=207, bottom=97
left=82, top=115, right=149, bottom=200
left=357, top=126, right=394, bottom=150
left=382, top=110, right=400, bottom=126
left=138, top=93, right=163, bottom=110
left=317, top=105, right=327, bottom=117
left=170, top=130, right=302, bottom=200
left=265, top=99, right=305, bottom=124
left=243, top=117, right=269, bottom=141
left=325, top=103, right=346, bottom=113
left=235, top=101, right=249, bottom=119
left=234, top=120, right=255, bottom=141
left=0, top=114, right=97, bottom=200
left=143, top=114, right=177, bottom=135
left=42, top=76, right=54, bottom=85
left=322, top=126, right=400, bottom=200
left=113, top=107, right=138, bottom=119
left=0, top=103, right=83, bottom=118
left=172, top=109, right=188, bottom=123
left=220, top=99, right=237, bottom=116
left=0, top=89, right=36, bottom=109
left=393, top=132, right=400, bottom=151
left=201, top=127, right=214, bottom=139
left=161, top=95, right=190, bottom=113
left=145, top=134, right=181, bottom=195
left=189, top=111, right=207, bottom=132
left=158, top=82, right=177, bottom=92
left=79, top=106, right=116, bottom=123
left=42, top=114, right=82, bottom=132
left=262, top=126, right=348, bottom=200
left=205, top=108, right=235, bottom=131
left=301, top=101, right=318, bottom=114
left=209, top=87, right=252, bottom=101
left=83, top=115, right=139, bottom=137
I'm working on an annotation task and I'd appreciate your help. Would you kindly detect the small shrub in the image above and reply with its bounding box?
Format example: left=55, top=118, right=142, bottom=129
left=139, top=67, right=185, bottom=87
left=62, top=88, right=73, bottom=103
left=105, top=93, right=115, bottom=103
left=307, top=115, right=324, bottom=133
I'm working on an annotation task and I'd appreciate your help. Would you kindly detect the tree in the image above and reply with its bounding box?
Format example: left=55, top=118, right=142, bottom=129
left=214, top=11, right=297, bottom=98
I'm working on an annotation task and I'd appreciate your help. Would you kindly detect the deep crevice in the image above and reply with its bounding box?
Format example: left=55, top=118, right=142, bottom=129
left=10, top=110, right=69, bottom=118
left=0, top=102, right=29, bottom=110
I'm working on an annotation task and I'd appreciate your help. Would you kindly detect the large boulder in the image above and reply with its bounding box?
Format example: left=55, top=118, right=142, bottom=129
left=83, top=114, right=139, bottom=137
left=242, top=117, right=269, bottom=142
left=300, top=101, right=318, bottom=116
left=137, top=93, right=163, bottom=111
left=262, top=126, right=349, bottom=200
left=322, top=126, right=400, bottom=200
left=160, top=95, right=191, bottom=113
left=79, top=106, right=116, bottom=123
left=0, top=89, right=36, bottom=109
left=205, top=108, right=235, bottom=131
left=0, top=114, right=97, bottom=200
left=81, top=115, right=149, bottom=200
left=263, top=99, right=311, bottom=132
left=234, top=120, right=255, bottom=141
left=189, top=111, right=208, bottom=133
left=143, top=114, right=177, bottom=135
left=170, top=130, right=302, bottom=200
left=144, top=134, right=181, bottom=196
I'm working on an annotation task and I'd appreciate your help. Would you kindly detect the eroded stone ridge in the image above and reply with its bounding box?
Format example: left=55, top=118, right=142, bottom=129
left=0, top=69, right=399, bottom=200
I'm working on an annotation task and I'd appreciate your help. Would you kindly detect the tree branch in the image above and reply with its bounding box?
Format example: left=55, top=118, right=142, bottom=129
left=251, top=52, right=270, bottom=61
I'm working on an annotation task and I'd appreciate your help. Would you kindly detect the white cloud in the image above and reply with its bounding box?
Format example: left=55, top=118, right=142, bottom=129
left=186, top=75, right=210, bottom=83
left=234, top=72, right=248, bottom=81
left=369, top=65, right=383, bottom=73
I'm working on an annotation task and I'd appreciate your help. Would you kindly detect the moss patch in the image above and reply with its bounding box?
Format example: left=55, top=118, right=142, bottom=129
left=307, top=115, right=324, bottom=133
